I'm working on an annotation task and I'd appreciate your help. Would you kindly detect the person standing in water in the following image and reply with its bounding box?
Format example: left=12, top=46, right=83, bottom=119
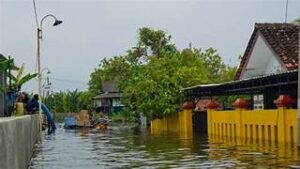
left=25, top=94, right=56, bottom=133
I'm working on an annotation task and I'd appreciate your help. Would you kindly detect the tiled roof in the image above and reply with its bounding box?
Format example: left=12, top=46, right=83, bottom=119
left=235, top=23, right=300, bottom=80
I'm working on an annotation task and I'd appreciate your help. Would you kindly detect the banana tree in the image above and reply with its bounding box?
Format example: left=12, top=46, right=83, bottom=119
left=0, top=55, right=19, bottom=92
left=9, top=64, right=38, bottom=91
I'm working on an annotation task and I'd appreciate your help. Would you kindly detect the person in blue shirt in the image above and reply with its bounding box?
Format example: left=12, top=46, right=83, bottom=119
left=25, top=94, right=56, bottom=133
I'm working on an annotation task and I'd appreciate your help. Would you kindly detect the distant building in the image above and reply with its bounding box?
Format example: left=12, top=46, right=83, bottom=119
left=93, top=81, right=123, bottom=113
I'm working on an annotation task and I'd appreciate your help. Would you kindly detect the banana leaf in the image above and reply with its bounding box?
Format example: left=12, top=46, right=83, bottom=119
left=17, top=73, right=38, bottom=87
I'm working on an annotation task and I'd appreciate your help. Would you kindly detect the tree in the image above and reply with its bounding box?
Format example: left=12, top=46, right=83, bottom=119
left=133, top=27, right=176, bottom=58
left=9, top=64, right=38, bottom=91
left=199, top=48, right=226, bottom=82
left=88, top=68, right=103, bottom=94
left=88, top=27, right=237, bottom=121
left=0, top=57, right=17, bottom=72
left=0, top=54, right=37, bottom=92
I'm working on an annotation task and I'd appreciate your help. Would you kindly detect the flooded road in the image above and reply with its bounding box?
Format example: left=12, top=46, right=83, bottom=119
left=30, top=124, right=300, bottom=168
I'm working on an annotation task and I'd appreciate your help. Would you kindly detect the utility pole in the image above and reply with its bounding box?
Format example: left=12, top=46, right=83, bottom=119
left=285, top=0, right=289, bottom=22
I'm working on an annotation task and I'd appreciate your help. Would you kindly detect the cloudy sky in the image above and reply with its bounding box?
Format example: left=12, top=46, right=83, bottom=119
left=0, top=0, right=299, bottom=93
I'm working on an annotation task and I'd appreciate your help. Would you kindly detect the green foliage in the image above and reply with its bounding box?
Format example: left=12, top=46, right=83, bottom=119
left=9, top=64, right=38, bottom=91
left=88, top=27, right=237, bottom=121
left=292, top=18, right=300, bottom=25
left=0, top=54, right=36, bottom=92
left=0, top=58, right=18, bottom=72
left=44, top=90, right=93, bottom=113
left=109, top=111, right=133, bottom=123
left=79, top=91, right=94, bottom=110
left=88, top=68, right=103, bottom=94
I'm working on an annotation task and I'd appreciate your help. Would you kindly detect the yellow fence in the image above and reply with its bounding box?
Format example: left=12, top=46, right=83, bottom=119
left=151, top=110, right=193, bottom=137
left=207, top=107, right=297, bottom=144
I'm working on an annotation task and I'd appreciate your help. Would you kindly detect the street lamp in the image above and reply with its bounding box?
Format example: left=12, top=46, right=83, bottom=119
left=41, top=68, right=51, bottom=99
left=33, top=0, right=62, bottom=130
left=41, top=67, right=51, bottom=75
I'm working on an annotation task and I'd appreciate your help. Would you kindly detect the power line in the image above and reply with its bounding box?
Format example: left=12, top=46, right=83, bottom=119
left=49, top=77, right=87, bottom=84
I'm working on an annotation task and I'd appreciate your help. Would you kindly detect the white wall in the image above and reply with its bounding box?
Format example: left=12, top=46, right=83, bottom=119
left=240, top=34, right=284, bottom=80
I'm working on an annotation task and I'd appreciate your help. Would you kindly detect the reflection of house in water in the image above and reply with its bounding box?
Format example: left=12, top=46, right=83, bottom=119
left=93, top=81, right=123, bottom=113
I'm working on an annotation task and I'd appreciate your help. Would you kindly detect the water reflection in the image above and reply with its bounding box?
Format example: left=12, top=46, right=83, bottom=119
left=30, top=124, right=300, bottom=169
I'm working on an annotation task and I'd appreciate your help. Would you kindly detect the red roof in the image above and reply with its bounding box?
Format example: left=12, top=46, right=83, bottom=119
left=235, top=23, right=299, bottom=80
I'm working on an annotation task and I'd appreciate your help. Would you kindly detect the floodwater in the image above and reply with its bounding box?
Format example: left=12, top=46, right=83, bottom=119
left=30, top=124, right=300, bottom=169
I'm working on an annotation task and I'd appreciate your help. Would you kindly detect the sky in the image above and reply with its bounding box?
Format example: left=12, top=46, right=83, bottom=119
left=0, top=0, right=299, bottom=93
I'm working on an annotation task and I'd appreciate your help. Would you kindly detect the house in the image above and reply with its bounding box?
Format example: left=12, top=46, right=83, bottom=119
left=182, top=23, right=299, bottom=137
left=236, top=23, right=299, bottom=80
left=93, top=81, right=123, bottom=113
left=184, top=23, right=299, bottom=110
left=236, top=23, right=299, bottom=109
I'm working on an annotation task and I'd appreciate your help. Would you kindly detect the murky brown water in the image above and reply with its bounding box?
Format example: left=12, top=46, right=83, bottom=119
left=29, top=124, right=300, bottom=169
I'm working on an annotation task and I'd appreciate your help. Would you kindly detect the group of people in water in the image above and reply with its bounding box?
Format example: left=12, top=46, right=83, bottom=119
left=14, top=89, right=109, bottom=132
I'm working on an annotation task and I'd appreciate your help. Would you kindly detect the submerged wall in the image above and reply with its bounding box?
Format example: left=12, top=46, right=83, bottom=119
left=207, top=107, right=297, bottom=144
left=0, top=115, right=39, bottom=169
left=151, top=110, right=193, bottom=139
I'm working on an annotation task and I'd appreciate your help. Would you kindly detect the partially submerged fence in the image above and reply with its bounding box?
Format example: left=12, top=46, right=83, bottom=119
left=151, top=94, right=298, bottom=145
left=151, top=108, right=193, bottom=135
left=207, top=106, right=297, bottom=144
left=207, top=95, right=297, bottom=144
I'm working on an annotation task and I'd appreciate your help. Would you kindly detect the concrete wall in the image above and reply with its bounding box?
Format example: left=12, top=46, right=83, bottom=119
left=0, top=115, right=39, bottom=169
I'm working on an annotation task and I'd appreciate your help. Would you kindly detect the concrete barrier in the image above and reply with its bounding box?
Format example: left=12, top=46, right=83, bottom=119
left=0, top=115, right=39, bottom=169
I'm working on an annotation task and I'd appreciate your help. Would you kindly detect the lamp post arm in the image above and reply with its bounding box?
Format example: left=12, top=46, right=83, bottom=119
left=39, top=14, right=59, bottom=30
left=41, top=67, right=51, bottom=75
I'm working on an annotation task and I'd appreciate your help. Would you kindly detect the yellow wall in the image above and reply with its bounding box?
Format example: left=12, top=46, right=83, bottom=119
left=151, top=109, right=193, bottom=137
left=207, top=107, right=297, bottom=144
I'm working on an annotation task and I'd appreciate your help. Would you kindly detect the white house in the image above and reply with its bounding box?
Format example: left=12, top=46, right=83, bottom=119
left=235, top=23, right=299, bottom=109
left=236, top=23, right=299, bottom=80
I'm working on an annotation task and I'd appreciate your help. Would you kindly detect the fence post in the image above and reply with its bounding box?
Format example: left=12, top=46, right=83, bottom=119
left=275, top=94, right=295, bottom=143
left=233, top=98, right=249, bottom=139
left=181, top=101, right=194, bottom=133
left=206, top=100, right=219, bottom=135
